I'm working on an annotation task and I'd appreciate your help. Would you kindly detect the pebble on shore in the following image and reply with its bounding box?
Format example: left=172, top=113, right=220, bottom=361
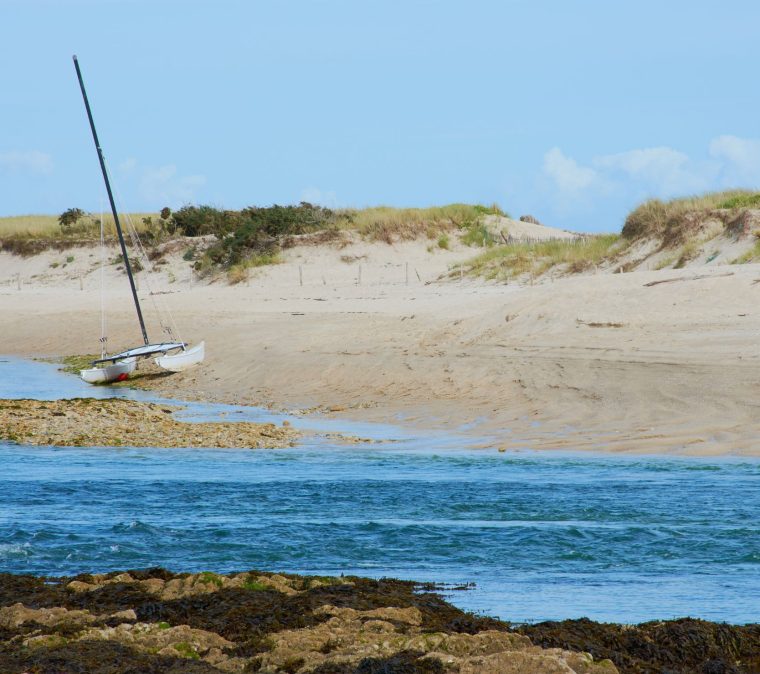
left=0, top=398, right=299, bottom=449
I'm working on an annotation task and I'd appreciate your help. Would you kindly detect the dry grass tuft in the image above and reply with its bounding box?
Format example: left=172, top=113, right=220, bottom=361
left=0, top=213, right=158, bottom=256
left=340, top=204, right=502, bottom=243
left=226, top=252, right=282, bottom=284
left=460, top=235, right=622, bottom=281
left=622, top=191, right=760, bottom=242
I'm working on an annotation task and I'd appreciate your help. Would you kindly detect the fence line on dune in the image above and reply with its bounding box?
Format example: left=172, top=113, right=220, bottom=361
left=5, top=234, right=598, bottom=291
left=500, top=234, right=590, bottom=246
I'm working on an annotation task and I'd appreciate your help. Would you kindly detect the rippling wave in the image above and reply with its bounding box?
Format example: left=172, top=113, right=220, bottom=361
left=1, top=441, right=759, bottom=623
left=1, top=357, right=758, bottom=624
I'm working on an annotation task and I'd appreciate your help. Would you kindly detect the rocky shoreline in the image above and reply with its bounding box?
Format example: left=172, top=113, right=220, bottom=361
left=0, top=398, right=298, bottom=449
left=1, top=569, right=758, bottom=674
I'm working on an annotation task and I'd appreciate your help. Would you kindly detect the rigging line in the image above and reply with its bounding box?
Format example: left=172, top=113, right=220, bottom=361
left=99, top=201, right=107, bottom=359
left=102, top=158, right=184, bottom=345
left=121, top=207, right=183, bottom=345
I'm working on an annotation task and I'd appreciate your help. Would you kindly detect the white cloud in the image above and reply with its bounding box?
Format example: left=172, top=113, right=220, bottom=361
left=542, top=135, right=760, bottom=211
left=543, top=147, right=598, bottom=197
left=0, top=150, right=53, bottom=175
left=299, top=186, right=339, bottom=208
left=593, top=146, right=711, bottom=194
left=138, top=164, right=206, bottom=206
left=709, top=135, right=760, bottom=184
left=118, top=157, right=138, bottom=173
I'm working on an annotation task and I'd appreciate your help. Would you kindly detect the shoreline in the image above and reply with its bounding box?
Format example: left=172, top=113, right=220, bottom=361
left=1, top=568, right=758, bottom=674
left=3, top=240, right=760, bottom=456
left=8, top=358, right=758, bottom=459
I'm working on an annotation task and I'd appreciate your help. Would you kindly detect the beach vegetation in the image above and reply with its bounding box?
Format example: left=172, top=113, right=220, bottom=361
left=198, top=571, right=224, bottom=588
left=654, top=255, right=676, bottom=270
left=58, top=354, right=100, bottom=374
left=474, top=203, right=508, bottom=217
left=673, top=240, right=700, bottom=268
left=225, top=252, right=282, bottom=284
left=58, top=208, right=86, bottom=233
left=0, top=212, right=159, bottom=256
left=616, top=190, right=760, bottom=270
left=2, top=202, right=513, bottom=282
left=460, top=221, right=496, bottom=247
left=460, top=234, right=621, bottom=281
left=171, top=205, right=235, bottom=238
left=157, top=621, right=171, bottom=630
left=139, top=212, right=176, bottom=242
left=716, top=191, right=760, bottom=209
left=622, top=190, right=760, bottom=242
left=192, top=203, right=334, bottom=275
left=345, top=204, right=501, bottom=243
left=731, top=239, right=760, bottom=264
left=172, top=642, right=200, bottom=660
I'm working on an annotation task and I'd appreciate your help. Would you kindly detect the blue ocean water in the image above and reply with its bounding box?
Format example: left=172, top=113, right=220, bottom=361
left=1, top=357, right=758, bottom=624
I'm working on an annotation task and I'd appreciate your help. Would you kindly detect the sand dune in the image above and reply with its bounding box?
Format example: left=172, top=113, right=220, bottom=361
left=2, top=236, right=760, bottom=455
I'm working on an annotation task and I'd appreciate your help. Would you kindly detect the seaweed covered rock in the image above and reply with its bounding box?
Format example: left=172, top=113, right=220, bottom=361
left=520, top=617, right=760, bottom=673
left=0, top=569, right=614, bottom=674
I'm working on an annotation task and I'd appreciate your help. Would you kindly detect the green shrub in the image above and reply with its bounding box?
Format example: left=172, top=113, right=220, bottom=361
left=202, top=202, right=333, bottom=269
left=171, top=205, right=237, bottom=237
left=58, top=207, right=85, bottom=233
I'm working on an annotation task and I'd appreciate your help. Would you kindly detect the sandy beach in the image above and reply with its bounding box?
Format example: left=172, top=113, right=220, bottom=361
left=2, top=235, right=760, bottom=456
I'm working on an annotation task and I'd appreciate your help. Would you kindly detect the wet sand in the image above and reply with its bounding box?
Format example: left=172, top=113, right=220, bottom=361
left=3, top=240, right=760, bottom=455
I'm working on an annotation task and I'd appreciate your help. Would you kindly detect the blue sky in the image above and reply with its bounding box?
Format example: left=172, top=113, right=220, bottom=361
left=2, top=0, right=759, bottom=231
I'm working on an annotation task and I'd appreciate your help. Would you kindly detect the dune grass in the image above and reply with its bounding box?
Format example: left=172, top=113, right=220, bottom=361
left=0, top=213, right=160, bottom=256
left=731, top=238, right=760, bottom=265
left=622, top=191, right=760, bottom=241
left=2, top=205, right=512, bottom=282
left=461, top=234, right=621, bottom=281
left=1, top=205, right=508, bottom=250
left=226, top=252, right=282, bottom=284
left=339, top=204, right=505, bottom=243
left=716, top=192, right=760, bottom=209
left=0, top=213, right=157, bottom=239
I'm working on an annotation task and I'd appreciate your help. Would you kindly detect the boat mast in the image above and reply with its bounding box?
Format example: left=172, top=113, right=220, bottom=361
left=73, top=55, right=149, bottom=346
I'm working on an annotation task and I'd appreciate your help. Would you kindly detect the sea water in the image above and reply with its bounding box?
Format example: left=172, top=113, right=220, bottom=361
left=0, top=357, right=758, bottom=624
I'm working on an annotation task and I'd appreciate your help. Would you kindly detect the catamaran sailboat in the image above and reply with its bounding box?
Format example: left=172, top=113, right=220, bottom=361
left=73, top=55, right=204, bottom=384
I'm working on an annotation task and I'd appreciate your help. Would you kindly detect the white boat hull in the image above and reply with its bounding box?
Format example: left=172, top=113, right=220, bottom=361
left=80, top=357, right=137, bottom=384
left=155, top=341, right=205, bottom=372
